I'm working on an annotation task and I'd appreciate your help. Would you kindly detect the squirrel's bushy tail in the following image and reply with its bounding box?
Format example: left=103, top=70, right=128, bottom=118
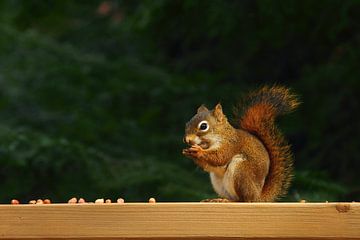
left=239, top=86, right=300, bottom=201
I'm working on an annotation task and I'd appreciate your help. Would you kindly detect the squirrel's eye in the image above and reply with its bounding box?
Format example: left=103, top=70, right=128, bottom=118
left=198, top=120, right=209, bottom=132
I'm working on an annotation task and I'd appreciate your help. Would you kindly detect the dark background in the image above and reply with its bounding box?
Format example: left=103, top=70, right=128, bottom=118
left=0, top=0, right=359, bottom=203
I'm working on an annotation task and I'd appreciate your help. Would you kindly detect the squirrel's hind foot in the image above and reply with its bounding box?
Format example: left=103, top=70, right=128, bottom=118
left=201, top=198, right=232, bottom=203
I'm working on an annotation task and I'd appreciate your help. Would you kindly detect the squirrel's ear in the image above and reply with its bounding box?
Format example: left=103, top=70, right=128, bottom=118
left=213, top=103, right=225, bottom=121
left=197, top=104, right=208, bottom=113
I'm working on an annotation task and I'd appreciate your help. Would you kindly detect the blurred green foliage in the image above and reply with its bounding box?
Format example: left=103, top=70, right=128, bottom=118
left=0, top=0, right=359, bottom=202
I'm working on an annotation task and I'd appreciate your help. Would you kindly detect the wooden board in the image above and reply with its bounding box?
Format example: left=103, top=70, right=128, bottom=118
left=0, top=202, right=359, bottom=239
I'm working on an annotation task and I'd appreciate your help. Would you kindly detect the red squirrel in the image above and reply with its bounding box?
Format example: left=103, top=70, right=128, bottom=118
left=182, top=86, right=299, bottom=202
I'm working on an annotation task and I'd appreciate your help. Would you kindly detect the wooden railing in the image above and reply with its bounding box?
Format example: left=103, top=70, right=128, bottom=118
left=0, top=202, right=359, bottom=239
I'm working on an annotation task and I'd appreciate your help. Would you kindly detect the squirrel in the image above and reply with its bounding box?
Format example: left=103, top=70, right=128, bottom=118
left=182, top=86, right=300, bottom=202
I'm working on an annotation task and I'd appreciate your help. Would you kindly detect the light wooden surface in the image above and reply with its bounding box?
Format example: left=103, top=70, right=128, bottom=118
left=0, top=202, right=359, bottom=239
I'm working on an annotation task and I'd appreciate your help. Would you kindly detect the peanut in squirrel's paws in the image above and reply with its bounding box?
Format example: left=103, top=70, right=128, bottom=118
left=201, top=198, right=232, bottom=203
left=182, top=145, right=204, bottom=159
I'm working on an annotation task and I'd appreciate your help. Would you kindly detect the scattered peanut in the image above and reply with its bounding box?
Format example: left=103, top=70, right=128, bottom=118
left=68, top=197, right=77, bottom=204
left=148, top=197, right=156, bottom=203
left=300, top=199, right=306, bottom=203
left=8, top=196, right=133, bottom=204
left=11, top=199, right=19, bottom=204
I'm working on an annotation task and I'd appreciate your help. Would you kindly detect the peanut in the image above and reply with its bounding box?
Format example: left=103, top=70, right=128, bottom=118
left=11, top=199, right=19, bottom=204
left=68, top=197, right=77, bottom=204
left=95, top=198, right=104, bottom=204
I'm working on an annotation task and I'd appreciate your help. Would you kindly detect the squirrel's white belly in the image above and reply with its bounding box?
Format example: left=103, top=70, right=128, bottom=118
left=209, top=154, right=246, bottom=201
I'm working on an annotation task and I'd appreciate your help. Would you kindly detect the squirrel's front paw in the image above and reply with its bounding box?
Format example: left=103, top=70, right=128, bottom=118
left=182, top=145, right=204, bottom=159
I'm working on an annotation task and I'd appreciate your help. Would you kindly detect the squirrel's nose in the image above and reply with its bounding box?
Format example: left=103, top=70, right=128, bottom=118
left=184, top=135, right=196, bottom=146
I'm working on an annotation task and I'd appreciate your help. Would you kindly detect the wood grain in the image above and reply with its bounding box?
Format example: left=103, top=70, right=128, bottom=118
left=0, top=202, right=359, bottom=239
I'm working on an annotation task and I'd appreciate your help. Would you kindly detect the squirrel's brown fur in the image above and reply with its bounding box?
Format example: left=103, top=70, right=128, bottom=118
left=183, top=86, right=299, bottom=202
